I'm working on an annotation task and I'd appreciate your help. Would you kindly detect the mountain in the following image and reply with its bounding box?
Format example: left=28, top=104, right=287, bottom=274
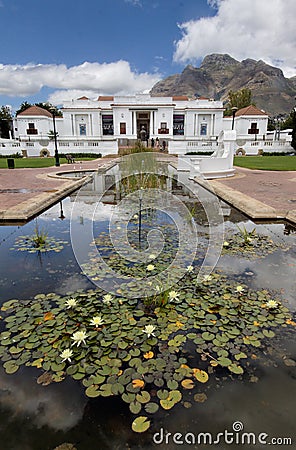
left=150, top=54, right=296, bottom=116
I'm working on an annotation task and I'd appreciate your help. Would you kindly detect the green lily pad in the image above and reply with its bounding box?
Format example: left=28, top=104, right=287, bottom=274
left=228, top=363, right=244, bottom=374
left=85, top=385, right=101, bottom=398
left=132, top=416, right=150, bottom=433
left=145, top=402, right=159, bottom=414
left=3, top=360, right=19, bottom=374
left=136, top=391, right=151, bottom=404
left=129, top=400, right=142, bottom=414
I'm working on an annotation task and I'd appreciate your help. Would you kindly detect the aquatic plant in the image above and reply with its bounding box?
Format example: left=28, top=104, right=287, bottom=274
left=0, top=271, right=294, bottom=433
left=11, top=224, right=68, bottom=254
left=222, top=226, right=287, bottom=258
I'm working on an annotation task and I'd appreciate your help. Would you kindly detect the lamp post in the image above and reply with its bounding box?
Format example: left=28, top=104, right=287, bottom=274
left=50, top=107, right=60, bottom=167
left=59, top=201, right=65, bottom=220
left=231, top=107, right=238, bottom=130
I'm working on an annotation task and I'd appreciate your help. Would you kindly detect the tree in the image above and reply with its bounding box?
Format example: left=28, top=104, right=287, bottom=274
left=35, top=102, right=62, bottom=117
left=48, top=130, right=59, bottom=140
left=224, top=88, right=254, bottom=116
left=15, top=101, right=32, bottom=115
left=0, top=105, right=13, bottom=139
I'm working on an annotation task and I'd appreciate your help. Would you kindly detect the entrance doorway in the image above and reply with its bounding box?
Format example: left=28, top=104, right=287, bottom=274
left=136, top=112, right=150, bottom=139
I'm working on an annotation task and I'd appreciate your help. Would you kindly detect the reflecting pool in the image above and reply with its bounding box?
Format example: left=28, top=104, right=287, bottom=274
left=0, top=159, right=295, bottom=450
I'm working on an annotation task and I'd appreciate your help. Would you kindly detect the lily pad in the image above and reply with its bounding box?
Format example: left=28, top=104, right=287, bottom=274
left=131, top=416, right=151, bottom=433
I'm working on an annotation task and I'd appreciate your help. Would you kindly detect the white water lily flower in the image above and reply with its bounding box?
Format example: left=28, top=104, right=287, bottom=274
left=71, top=330, right=87, bottom=347
left=65, top=298, right=77, bottom=309
left=142, top=324, right=156, bottom=338
left=60, top=348, right=73, bottom=363
left=103, top=294, right=113, bottom=304
left=133, top=214, right=139, bottom=219
left=203, top=275, right=212, bottom=282
left=149, top=254, right=156, bottom=260
left=90, top=315, right=104, bottom=327
left=169, top=290, right=180, bottom=302
left=186, top=265, right=194, bottom=272
left=236, top=285, right=244, bottom=293
left=266, top=300, right=279, bottom=309
left=146, top=264, right=155, bottom=271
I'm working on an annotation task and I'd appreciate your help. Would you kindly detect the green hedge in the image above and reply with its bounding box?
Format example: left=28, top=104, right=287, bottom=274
left=262, top=151, right=295, bottom=156
left=59, top=152, right=102, bottom=158
left=185, top=151, right=214, bottom=156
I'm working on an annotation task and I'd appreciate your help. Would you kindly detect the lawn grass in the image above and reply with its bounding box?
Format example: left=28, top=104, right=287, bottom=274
left=234, top=155, right=296, bottom=171
left=0, top=157, right=99, bottom=169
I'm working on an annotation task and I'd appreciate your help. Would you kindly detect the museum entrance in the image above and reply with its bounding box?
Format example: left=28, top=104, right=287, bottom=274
left=136, top=112, right=150, bottom=139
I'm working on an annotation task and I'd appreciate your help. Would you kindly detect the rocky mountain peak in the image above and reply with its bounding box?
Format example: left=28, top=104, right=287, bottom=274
left=150, top=54, right=296, bottom=115
left=200, top=53, right=239, bottom=69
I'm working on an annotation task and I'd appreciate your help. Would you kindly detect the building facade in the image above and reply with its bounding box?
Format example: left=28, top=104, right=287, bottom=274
left=0, top=94, right=293, bottom=157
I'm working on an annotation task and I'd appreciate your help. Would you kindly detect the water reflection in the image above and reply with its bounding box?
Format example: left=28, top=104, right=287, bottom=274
left=0, top=164, right=295, bottom=449
left=0, top=367, right=86, bottom=431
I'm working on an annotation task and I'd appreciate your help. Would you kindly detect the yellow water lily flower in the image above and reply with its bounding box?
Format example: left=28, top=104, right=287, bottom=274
left=90, top=315, right=104, bottom=328
left=186, top=265, right=194, bottom=272
left=266, top=300, right=278, bottom=309
left=236, top=285, right=244, bottom=293
left=146, top=264, right=155, bottom=271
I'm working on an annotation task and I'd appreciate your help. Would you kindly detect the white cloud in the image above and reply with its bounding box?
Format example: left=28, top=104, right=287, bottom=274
left=124, top=0, right=142, bottom=6
left=0, top=60, right=161, bottom=103
left=174, top=0, right=296, bottom=77
left=207, top=0, right=221, bottom=8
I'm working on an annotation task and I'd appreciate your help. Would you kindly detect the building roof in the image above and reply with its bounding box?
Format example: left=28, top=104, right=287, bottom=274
left=77, top=96, right=89, bottom=100
left=172, top=96, right=189, bottom=101
left=235, top=105, right=267, bottom=117
left=17, top=105, right=53, bottom=118
left=97, top=96, right=114, bottom=101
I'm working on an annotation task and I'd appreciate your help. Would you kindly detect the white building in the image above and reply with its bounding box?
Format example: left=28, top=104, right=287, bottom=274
left=1, top=94, right=293, bottom=157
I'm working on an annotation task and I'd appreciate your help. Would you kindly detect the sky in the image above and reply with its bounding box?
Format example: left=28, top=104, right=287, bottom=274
left=0, top=0, right=295, bottom=112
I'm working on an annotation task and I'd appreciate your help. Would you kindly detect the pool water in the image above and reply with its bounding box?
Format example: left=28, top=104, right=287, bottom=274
left=0, top=166, right=295, bottom=450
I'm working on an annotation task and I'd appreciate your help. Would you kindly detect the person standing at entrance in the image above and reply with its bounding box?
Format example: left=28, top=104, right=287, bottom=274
left=155, top=137, right=160, bottom=149
left=151, top=137, right=155, bottom=148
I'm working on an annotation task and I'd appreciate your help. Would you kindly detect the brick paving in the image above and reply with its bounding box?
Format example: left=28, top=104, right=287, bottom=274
left=0, top=157, right=118, bottom=222
left=205, top=166, right=296, bottom=225
left=0, top=158, right=295, bottom=225
left=215, top=167, right=296, bottom=213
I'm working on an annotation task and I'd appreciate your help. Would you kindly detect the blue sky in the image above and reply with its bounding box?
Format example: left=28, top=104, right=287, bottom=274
left=0, top=0, right=295, bottom=112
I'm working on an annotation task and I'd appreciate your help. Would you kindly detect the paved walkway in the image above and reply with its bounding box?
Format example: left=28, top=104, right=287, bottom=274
left=0, top=157, right=118, bottom=223
left=204, top=167, right=296, bottom=224
left=0, top=159, right=295, bottom=225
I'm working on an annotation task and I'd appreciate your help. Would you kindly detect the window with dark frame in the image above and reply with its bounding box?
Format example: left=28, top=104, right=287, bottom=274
left=248, top=122, right=259, bottom=135
left=26, top=122, right=38, bottom=135
left=120, top=122, right=126, bottom=134
left=102, top=114, right=114, bottom=135
left=173, top=114, right=184, bottom=135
